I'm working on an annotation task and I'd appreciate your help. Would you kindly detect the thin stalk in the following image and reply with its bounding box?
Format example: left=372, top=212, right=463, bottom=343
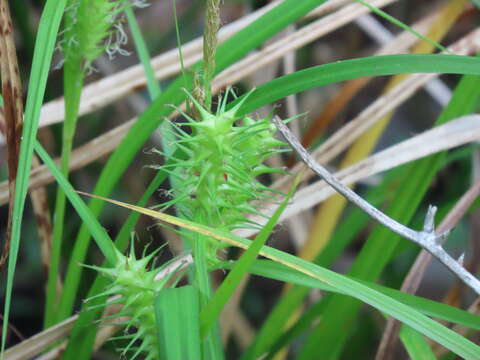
left=172, top=0, right=188, bottom=91
left=273, top=116, right=480, bottom=295
left=192, top=212, right=223, bottom=359
left=45, top=59, right=85, bottom=328
left=125, top=6, right=161, bottom=99
left=202, top=0, right=221, bottom=110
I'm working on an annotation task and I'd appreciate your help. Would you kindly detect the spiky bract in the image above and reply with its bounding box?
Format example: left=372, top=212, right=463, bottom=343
left=158, top=89, right=287, bottom=260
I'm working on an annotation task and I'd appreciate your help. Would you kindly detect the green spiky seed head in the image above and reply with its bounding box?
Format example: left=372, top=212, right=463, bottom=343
left=88, top=247, right=167, bottom=360
left=159, top=89, right=288, bottom=261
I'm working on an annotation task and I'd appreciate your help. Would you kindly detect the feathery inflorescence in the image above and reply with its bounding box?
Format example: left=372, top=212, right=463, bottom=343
left=60, top=0, right=148, bottom=69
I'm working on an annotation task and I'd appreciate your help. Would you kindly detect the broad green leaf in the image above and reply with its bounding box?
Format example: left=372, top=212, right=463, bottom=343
left=155, top=286, right=202, bottom=360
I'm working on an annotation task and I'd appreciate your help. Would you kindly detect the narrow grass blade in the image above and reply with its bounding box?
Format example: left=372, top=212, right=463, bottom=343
left=400, top=326, right=437, bottom=360
left=47, top=60, right=85, bottom=328
left=1, top=0, right=67, bottom=355
left=34, top=142, right=117, bottom=265
left=155, top=286, right=201, bottom=360
left=0, top=0, right=25, bottom=321
left=125, top=6, right=160, bottom=99
left=234, top=54, right=480, bottom=116
left=354, top=0, right=448, bottom=52
left=236, top=260, right=480, bottom=331
left=200, top=174, right=301, bottom=336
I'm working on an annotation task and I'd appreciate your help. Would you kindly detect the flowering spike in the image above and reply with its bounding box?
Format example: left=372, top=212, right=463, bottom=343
left=151, top=88, right=290, bottom=259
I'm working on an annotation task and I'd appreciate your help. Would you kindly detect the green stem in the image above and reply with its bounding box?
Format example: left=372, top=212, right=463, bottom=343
left=44, top=59, right=84, bottom=328
left=195, top=238, right=224, bottom=360
left=125, top=6, right=161, bottom=99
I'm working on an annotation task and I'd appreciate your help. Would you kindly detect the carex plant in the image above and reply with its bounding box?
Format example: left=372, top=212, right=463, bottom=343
left=155, top=90, right=287, bottom=262
left=5, top=0, right=480, bottom=359
left=49, top=0, right=289, bottom=357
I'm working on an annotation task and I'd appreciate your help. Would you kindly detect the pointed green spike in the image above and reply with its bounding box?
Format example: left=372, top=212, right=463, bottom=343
left=228, top=88, right=256, bottom=116
left=182, top=88, right=212, bottom=120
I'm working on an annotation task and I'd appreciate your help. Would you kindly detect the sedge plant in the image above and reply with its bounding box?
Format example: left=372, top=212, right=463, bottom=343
left=5, top=0, right=480, bottom=359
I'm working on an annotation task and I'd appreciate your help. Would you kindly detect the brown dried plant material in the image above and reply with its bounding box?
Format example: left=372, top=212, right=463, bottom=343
left=0, top=0, right=58, bottom=295
left=0, top=0, right=24, bottom=267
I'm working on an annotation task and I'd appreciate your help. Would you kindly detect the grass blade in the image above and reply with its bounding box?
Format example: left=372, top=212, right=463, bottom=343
left=238, top=260, right=480, bottom=331
left=34, top=142, right=116, bottom=264
left=1, top=0, right=68, bottom=354
left=155, top=286, right=202, bottom=360
left=400, top=326, right=437, bottom=360
left=199, top=174, right=301, bottom=336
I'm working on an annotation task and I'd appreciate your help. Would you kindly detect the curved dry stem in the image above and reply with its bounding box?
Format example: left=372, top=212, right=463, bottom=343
left=273, top=116, right=480, bottom=296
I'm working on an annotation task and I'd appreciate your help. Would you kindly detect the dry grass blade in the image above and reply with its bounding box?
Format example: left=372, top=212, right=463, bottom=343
left=3, top=316, right=76, bottom=360
left=297, top=6, right=439, bottom=152
left=0, top=0, right=395, bottom=144
left=238, top=114, right=480, bottom=237
left=272, top=27, right=480, bottom=194
left=0, top=120, right=132, bottom=206
left=375, top=178, right=480, bottom=360
left=273, top=116, right=480, bottom=295
left=0, top=0, right=24, bottom=267
left=214, top=0, right=396, bottom=89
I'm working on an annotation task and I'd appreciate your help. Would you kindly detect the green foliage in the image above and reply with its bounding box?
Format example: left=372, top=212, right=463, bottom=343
left=2, top=0, right=68, bottom=353
left=155, top=286, right=202, bottom=360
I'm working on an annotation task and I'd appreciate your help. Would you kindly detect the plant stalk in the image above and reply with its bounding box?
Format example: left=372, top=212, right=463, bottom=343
left=273, top=116, right=480, bottom=296
left=45, top=59, right=85, bottom=328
